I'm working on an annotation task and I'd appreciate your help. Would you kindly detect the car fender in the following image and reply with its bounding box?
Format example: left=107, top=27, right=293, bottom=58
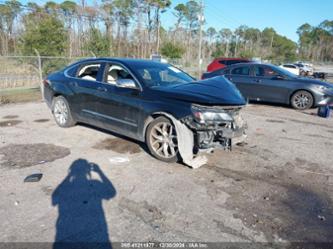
left=140, top=106, right=190, bottom=142
left=142, top=111, right=177, bottom=140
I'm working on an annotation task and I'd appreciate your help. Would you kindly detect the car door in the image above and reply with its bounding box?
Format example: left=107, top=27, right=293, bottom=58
left=225, top=65, right=255, bottom=100
left=93, top=62, right=143, bottom=138
left=66, top=62, right=105, bottom=124
left=252, top=65, right=291, bottom=103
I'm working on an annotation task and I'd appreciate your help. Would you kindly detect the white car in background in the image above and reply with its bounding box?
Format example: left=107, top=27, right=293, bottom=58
left=294, top=63, right=314, bottom=76
left=296, top=61, right=313, bottom=68
left=279, top=64, right=300, bottom=75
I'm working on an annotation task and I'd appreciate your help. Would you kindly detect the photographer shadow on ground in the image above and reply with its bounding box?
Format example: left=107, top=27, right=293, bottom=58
left=52, top=159, right=116, bottom=249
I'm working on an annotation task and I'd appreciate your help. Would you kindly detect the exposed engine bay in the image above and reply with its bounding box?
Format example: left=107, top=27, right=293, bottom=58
left=182, top=104, right=247, bottom=152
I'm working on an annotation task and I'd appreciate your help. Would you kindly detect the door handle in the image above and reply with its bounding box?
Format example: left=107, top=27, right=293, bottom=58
left=97, top=86, right=107, bottom=92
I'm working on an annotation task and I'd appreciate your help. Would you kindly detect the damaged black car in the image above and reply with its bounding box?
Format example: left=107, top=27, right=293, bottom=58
left=43, top=58, right=247, bottom=166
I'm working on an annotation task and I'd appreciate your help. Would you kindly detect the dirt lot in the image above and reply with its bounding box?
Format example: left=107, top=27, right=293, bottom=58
left=0, top=101, right=332, bottom=246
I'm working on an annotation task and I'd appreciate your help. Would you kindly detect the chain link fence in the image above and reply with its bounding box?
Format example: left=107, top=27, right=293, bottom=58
left=0, top=56, right=86, bottom=90
left=1, top=55, right=329, bottom=92
left=0, top=55, right=89, bottom=104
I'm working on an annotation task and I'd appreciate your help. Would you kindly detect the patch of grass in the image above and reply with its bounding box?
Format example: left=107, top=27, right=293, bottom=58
left=0, top=87, right=42, bottom=104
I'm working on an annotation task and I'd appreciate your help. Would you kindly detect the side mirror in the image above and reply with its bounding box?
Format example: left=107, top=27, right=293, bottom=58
left=116, top=79, right=137, bottom=89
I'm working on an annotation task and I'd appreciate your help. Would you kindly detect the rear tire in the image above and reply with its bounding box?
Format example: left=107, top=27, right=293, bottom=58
left=146, top=116, right=180, bottom=163
left=291, top=90, right=314, bottom=110
left=52, top=96, right=76, bottom=128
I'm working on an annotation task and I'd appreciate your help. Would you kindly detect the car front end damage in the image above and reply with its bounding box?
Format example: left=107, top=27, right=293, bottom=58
left=313, top=85, right=333, bottom=106
left=182, top=104, right=247, bottom=152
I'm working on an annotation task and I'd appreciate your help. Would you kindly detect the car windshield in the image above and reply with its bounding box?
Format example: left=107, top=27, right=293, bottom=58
left=131, top=63, right=195, bottom=88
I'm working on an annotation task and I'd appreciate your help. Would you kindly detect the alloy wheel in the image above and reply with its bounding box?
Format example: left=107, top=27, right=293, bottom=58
left=149, top=121, right=178, bottom=159
left=53, top=99, right=69, bottom=126
left=293, top=92, right=312, bottom=109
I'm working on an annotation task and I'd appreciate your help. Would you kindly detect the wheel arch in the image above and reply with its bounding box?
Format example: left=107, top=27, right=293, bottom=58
left=53, top=92, right=62, bottom=98
left=142, top=112, right=177, bottom=142
left=51, top=93, right=68, bottom=112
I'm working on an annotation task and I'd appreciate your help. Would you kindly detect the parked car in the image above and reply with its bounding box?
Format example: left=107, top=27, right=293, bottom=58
left=44, top=58, right=247, bottom=163
left=294, top=63, right=314, bottom=76
left=279, top=64, right=300, bottom=75
left=202, top=63, right=333, bottom=110
left=296, top=61, right=313, bottom=69
left=207, top=58, right=251, bottom=72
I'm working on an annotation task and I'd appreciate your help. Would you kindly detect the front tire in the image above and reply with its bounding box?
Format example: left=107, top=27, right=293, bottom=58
left=146, top=117, right=179, bottom=163
left=52, top=96, right=76, bottom=128
left=291, top=90, right=314, bottom=110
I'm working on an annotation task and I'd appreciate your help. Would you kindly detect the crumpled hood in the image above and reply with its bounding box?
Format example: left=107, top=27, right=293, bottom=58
left=152, top=76, right=246, bottom=105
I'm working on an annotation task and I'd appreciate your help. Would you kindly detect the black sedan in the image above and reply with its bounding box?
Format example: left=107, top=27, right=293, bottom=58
left=44, top=58, right=247, bottom=163
left=202, top=63, right=333, bottom=110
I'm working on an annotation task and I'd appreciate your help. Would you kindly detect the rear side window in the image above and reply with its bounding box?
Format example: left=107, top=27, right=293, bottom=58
left=66, top=65, right=78, bottom=77
left=231, top=66, right=250, bottom=76
left=77, top=63, right=101, bottom=81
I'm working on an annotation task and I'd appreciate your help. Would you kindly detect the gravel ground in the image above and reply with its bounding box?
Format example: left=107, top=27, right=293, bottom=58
left=0, top=101, right=332, bottom=247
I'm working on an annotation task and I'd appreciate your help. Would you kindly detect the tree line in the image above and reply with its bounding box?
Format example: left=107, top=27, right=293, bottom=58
left=297, top=20, right=333, bottom=62
left=0, top=0, right=332, bottom=66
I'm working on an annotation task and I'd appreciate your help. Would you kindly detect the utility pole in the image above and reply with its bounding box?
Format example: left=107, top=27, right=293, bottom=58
left=197, top=0, right=204, bottom=77
left=34, top=49, right=44, bottom=101
left=270, top=34, right=274, bottom=56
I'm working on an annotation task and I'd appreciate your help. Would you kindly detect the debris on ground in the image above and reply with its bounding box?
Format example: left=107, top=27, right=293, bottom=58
left=317, top=105, right=331, bottom=118
left=24, top=173, right=43, bottom=183
left=109, top=157, right=130, bottom=164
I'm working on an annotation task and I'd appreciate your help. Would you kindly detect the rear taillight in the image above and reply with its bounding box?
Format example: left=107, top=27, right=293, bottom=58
left=43, top=79, right=50, bottom=85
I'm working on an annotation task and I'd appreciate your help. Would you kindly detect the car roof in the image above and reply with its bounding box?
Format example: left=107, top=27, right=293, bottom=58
left=70, top=57, right=168, bottom=68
